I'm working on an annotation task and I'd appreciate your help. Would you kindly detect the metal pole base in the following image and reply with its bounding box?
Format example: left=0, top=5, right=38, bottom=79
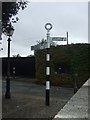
left=5, top=92, right=11, bottom=99
left=46, top=90, right=50, bottom=106
left=74, top=87, right=78, bottom=94
left=5, top=77, right=11, bottom=99
left=74, top=82, right=78, bottom=94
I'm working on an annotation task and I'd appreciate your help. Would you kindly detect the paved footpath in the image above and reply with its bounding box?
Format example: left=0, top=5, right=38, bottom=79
left=53, top=78, right=89, bottom=120
left=2, top=77, right=74, bottom=119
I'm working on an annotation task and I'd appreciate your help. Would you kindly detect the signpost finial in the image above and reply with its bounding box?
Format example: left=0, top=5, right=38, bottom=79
left=45, top=23, right=53, bottom=32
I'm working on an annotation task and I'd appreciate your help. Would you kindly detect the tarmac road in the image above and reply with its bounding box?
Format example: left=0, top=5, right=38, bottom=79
left=2, top=77, right=74, bottom=118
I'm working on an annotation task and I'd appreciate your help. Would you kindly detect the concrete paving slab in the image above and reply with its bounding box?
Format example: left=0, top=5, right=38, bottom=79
left=53, top=78, right=89, bottom=119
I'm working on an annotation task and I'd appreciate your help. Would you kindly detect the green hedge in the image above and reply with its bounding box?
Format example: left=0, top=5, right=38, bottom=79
left=35, top=44, right=90, bottom=87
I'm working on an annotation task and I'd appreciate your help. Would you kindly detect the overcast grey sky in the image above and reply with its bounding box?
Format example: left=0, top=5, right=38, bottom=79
left=0, top=2, right=88, bottom=57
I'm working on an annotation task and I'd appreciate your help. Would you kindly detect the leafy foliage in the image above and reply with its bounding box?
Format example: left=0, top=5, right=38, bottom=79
left=35, top=44, right=90, bottom=87
left=2, top=1, right=29, bottom=34
left=12, top=54, right=21, bottom=57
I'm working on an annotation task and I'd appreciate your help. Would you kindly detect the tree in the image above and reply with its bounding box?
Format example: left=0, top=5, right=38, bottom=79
left=37, top=38, right=47, bottom=45
left=2, top=1, right=29, bottom=34
left=27, top=55, right=34, bottom=57
left=12, top=54, right=21, bottom=57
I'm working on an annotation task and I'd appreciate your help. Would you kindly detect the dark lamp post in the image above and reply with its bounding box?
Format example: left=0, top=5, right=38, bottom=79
left=74, top=73, right=78, bottom=94
left=4, top=24, right=14, bottom=99
left=4, top=24, right=14, bottom=37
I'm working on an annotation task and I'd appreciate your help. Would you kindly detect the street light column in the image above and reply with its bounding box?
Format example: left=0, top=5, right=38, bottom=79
left=5, top=37, right=11, bottom=98
left=3, top=23, right=14, bottom=99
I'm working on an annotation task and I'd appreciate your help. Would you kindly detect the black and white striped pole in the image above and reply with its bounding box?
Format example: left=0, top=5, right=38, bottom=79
left=45, top=23, right=53, bottom=106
